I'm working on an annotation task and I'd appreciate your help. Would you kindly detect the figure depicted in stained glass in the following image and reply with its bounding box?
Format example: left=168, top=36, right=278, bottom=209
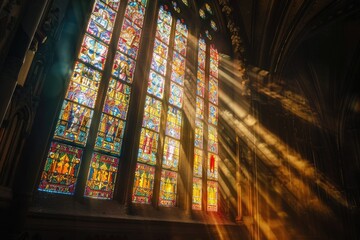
left=171, top=52, right=185, bottom=85
left=194, top=120, right=204, bottom=149
left=209, top=103, right=218, bottom=125
left=208, top=125, right=218, bottom=154
left=147, top=71, right=165, bottom=99
left=103, top=79, right=131, bottom=120
left=79, top=34, right=108, bottom=70
left=165, top=106, right=182, bottom=140
left=138, top=128, right=159, bottom=165
left=196, top=97, right=204, bottom=120
left=151, top=53, right=167, bottom=75
left=197, top=70, right=205, bottom=97
left=159, top=170, right=177, bottom=207
left=84, top=153, right=119, bottom=199
left=112, top=52, right=136, bottom=83
left=169, top=82, right=184, bottom=108
left=198, top=49, right=206, bottom=70
left=132, top=163, right=155, bottom=204
left=125, top=1, right=146, bottom=27
left=209, top=76, right=218, bottom=105
left=174, top=34, right=187, bottom=56
left=207, top=154, right=218, bottom=180
left=207, top=181, right=218, bottom=211
left=192, top=177, right=202, bottom=210
left=54, top=101, right=93, bottom=145
left=162, top=137, right=180, bottom=171
left=142, top=96, right=162, bottom=132
left=193, top=148, right=203, bottom=177
left=156, top=17, right=172, bottom=44
left=118, top=18, right=142, bottom=59
left=38, top=142, right=83, bottom=195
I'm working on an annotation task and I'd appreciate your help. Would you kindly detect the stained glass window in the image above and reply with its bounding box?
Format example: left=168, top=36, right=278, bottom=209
left=133, top=6, right=173, bottom=204
left=38, top=142, right=83, bottom=195
left=209, top=76, right=218, bottom=104
left=209, top=103, right=218, bottom=125
left=210, top=20, right=217, bottom=31
left=84, top=153, right=119, bottom=199
left=166, top=105, right=182, bottom=141
left=194, top=119, right=204, bottom=149
left=193, top=148, right=203, bottom=177
left=39, top=0, right=148, bottom=197
left=207, top=153, right=218, bottom=180
left=199, top=9, right=206, bottom=19
left=162, top=137, right=180, bottom=171
left=208, top=125, right=218, bottom=154
left=196, top=97, right=204, bottom=119
left=181, top=0, right=188, bottom=6
left=205, top=3, right=213, bottom=14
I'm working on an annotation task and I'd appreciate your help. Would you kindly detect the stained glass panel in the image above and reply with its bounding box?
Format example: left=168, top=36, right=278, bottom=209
left=38, top=142, right=83, bottom=195
left=172, top=1, right=181, bottom=13
left=142, top=96, right=162, bottom=132
left=174, top=33, right=187, bottom=57
left=159, top=5, right=172, bottom=26
left=132, top=163, right=155, bottom=204
left=65, top=79, right=97, bottom=108
left=156, top=17, right=172, bottom=44
left=79, top=34, right=108, bottom=70
left=196, top=70, right=205, bottom=97
left=196, top=97, right=204, bottom=120
left=208, top=125, right=218, bottom=154
left=118, top=18, right=142, bottom=59
left=210, top=57, right=218, bottom=78
left=124, top=2, right=146, bottom=27
left=194, top=119, right=204, bottom=149
left=192, top=177, right=202, bottom=210
left=199, top=38, right=206, bottom=51
left=95, top=114, right=125, bottom=154
left=199, top=9, right=206, bottom=19
left=165, top=106, right=182, bottom=140
left=209, top=103, right=218, bottom=125
left=207, top=181, right=218, bottom=211
left=209, top=76, right=218, bottom=105
left=198, top=49, right=206, bottom=70
left=153, top=39, right=169, bottom=59
left=101, top=0, right=120, bottom=10
left=147, top=70, right=165, bottom=99
left=112, top=52, right=136, bottom=83
left=54, top=101, right=93, bottom=145
left=151, top=53, right=167, bottom=75
left=210, top=20, right=217, bottom=31
left=84, top=153, right=119, bottom=199
left=193, top=148, right=203, bottom=177
left=181, top=0, right=188, bottom=6
left=169, top=82, right=184, bottom=108
left=205, top=3, right=213, bottom=14
left=171, top=52, right=185, bottom=86
left=159, top=170, right=177, bottom=207
left=207, top=153, right=219, bottom=180
left=176, top=19, right=188, bottom=37
left=103, top=79, right=131, bottom=120
left=162, top=137, right=180, bottom=171
left=138, top=128, right=159, bottom=165
left=87, top=1, right=117, bottom=44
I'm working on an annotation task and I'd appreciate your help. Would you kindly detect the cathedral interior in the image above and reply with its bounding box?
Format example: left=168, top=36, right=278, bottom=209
left=0, top=0, right=359, bottom=239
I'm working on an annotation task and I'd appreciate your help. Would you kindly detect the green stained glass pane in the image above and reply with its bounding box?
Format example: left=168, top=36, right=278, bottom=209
left=196, top=97, right=204, bottom=120
left=95, top=114, right=126, bottom=154
left=54, top=101, right=93, bottom=146
left=162, top=137, right=180, bottom=171
left=38, top=142, right=83, bottom=195
left=207, top=181, right=218, bottom=211
left=142, top=95, right=162, bottom=132
left=169, top=82, right=184, bottom=108
left=79, top=34, right=108, bottom=70
left=192, top=177, right=202, bottom=210
left=137, top=128, right=159, bottom=165
left=165, top=106, right=182, bottom=140
left=132, top=163, right=155, bottom=204
left=193, top=148, right=203, bottom=177
left=84, top=153, right=119, bottom=199
left=159, top=170, right=177, bottom=207
left=208, top=103, right=218, bottom=125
